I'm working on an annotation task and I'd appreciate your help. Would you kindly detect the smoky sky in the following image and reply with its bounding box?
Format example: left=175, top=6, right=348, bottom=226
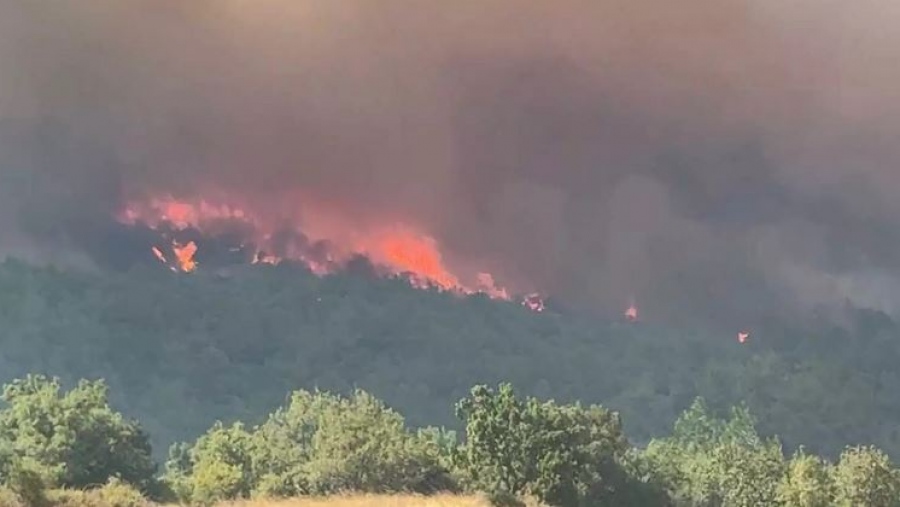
left=2, top=0, right=900, bottom=326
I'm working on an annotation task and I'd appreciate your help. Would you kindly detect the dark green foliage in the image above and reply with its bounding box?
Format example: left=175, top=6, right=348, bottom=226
left=453, top=383, right=654, bottom=506
left=178, top=422, right=254, bottom=504
left=3, top=259, right=900, bottom=465
left=4, top=458, right=50, bottom=507
left=643, top=398, right=785, bottom=506
left=0, top=376, right=156, bottom=493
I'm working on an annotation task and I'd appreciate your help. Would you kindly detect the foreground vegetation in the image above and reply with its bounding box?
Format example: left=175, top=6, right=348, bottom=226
left=218, top=496, right=500, bottom=507
left=1, top=375, right=899, bottom=507
left=0, top=491, right=499, bottom=507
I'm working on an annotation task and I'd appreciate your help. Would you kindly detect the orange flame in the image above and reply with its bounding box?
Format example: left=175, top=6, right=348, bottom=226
left=173, top=241, right=198, bottom=272
left=118, top=194, right=520, bottom=301
left=476, top=273, right=510, bottom=300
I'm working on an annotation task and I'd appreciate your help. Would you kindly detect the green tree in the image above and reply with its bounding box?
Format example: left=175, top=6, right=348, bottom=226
left=832, top=445, right=900, bottom=507
left=181, top=422, right=254, bottom=505
left=711, top=441, right=785, bottom=507
left=777, top=450, right=834, bottom=507
left=644, top=397, right=785, bottom=507
left=453, top=383, right=642, bottom=506
left=0, top=375, right=156, bottom=492
left=162, top=442, right=194, bottom=501
left=250, top=389, right=454, bottom=497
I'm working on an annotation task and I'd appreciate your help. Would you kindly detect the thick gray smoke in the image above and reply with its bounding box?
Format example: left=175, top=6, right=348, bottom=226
left=2, top=1, right=900, bottom=327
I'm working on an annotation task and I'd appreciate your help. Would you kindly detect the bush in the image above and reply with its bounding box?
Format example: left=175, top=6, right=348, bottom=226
left=182, top=422, right=254, bottom=504
left=170, top=389, right=456, bottom=502
left=251, top=389, right=455, bottom=496
left=0, top=376, right=156, bottom=493
left=452, top=383, right=642, bottom=507
left=90, top=478, right=151, bottom=507
left=4, top=458, right=50, bottom=507
left=0, top=488, right=23, bottom=507
left=643, top=397, right=785, bottom=506
left=777, top=451, right=834, bottom=507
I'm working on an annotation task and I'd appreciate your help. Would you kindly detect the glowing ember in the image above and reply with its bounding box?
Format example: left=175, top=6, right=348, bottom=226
left=738, top=331, right=749, bottom=344
left=151, top=246, right=167, bottom=264
left=252, top=252, right=280, bottom=265
left=173, top=240, right=198, bottom=272
left=625, top=303, right=638, bottom=321
left=522, top=293, right=546, bottom=312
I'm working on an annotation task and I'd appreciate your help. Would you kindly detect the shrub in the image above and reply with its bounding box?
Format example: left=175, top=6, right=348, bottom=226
left=185, top=422, right=254, bottom=505
left=171, top=389, right=456, bottom=502
left=452, top=384, right=641, bottom=506
left=777, top=451, right=834, bottom=507
left=0, top=376, right=156, bottom=493
left=251, top=389, right=455, bottom=496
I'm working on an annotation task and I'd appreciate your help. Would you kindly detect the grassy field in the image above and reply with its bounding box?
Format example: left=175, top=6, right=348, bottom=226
left=0, top=489, right=535, bottom=507
left=219, top=496, right=500, bottom=507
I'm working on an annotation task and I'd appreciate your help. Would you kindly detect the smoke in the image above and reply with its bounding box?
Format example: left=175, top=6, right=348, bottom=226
left=2, top=0, right=900, bottom=326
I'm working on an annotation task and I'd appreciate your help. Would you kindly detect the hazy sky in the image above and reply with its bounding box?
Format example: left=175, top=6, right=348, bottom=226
left=2, top=1, right=900, bottom=326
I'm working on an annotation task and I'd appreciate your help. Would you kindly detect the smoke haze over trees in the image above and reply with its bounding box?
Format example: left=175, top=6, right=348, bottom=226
left=2, top=1, right=900, bottom=327
left=4, top=4, right=900, bottom=506
left=2, top=259, right=900, bottom=467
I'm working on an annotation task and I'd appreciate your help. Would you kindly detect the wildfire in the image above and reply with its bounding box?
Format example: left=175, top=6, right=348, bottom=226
left=522, top=293, right=546, bottom=312
left=151, top=246, right=167, bottom=264
left=625, top=303, right=638, bottom=321
left=173, top=241, right=198, bottom=272
left=118, top=194, right=521, bottom=301
left=149, top=240, right=198, bottom=272
left=252, top=252, right=280, bottom=266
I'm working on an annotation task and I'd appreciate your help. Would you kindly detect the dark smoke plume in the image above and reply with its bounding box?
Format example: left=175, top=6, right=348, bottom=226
left=2, top=1, right=900, bottom=328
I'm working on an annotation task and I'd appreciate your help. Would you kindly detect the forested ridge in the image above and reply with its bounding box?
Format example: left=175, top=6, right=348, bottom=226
left=1, top=256, right=899, bottom=466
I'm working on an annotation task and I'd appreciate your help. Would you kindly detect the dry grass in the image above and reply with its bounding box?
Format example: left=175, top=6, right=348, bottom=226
left=220, top=495, right=494, bottom=507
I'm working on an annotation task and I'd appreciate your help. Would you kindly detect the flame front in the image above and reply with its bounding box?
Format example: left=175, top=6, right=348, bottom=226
left=118, top=194, right=517, bottom=300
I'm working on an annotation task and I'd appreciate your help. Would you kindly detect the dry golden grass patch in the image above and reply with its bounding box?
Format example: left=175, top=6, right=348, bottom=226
left=219, top=495, right=494, bottom=507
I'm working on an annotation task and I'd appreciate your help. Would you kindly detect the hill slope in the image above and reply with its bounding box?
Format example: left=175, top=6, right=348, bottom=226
left=0, top=258, right=898, bottom=460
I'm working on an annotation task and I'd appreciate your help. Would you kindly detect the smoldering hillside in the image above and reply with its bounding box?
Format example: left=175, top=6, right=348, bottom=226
left=1, top=1, right=900, bottom=328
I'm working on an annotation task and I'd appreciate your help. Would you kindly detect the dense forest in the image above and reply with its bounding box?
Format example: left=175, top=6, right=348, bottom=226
left=1, top=257, right=900, bottom=468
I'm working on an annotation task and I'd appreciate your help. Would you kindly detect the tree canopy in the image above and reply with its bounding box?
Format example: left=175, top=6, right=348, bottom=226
left=0, top=374, right=156, bottom=493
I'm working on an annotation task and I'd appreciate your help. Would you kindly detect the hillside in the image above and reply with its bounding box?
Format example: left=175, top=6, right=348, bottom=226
left=0, top=258, right=898, bottom=460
